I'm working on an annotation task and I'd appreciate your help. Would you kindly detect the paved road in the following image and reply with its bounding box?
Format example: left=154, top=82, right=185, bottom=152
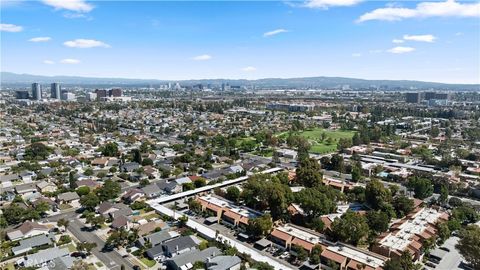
left=68, top=219, right=135, bottom=270
left=43, top=210, right=135, bottom=270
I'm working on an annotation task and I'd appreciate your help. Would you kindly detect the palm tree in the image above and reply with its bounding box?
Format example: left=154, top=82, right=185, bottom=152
left=57, top=218, right=69, bottom=232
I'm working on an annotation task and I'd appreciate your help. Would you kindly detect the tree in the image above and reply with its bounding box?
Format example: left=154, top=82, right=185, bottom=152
left=187, top=199, right=202, bottom=213
left=383, top=251, right=419, bottom=270
left=69, top=171, right=77, bottom=189
left=141, top=158, right=153, bottom=166
left=310, top=244, right=323, bottom=265
left=57, top=218, right=69, bottom=232
left=365, top=179, right=392, bottom=210
left=80, top=192, right=100, bottom=210
left=291, top=244, right=308, bottom=261
left=71, top=260, right=90, bottom=270
left=105, top=228, right=130, bottom=248
left=251, top=262, right=274, bottom=270
left=330, top=211, right=369, bottom=246
left=77, top=242, right=97, bottom=254
left=330, top=154, right=345, bottom=173
left=452, top=205, right=479, bottom=224
left=439, top=185, right=449, bottom=205
left=101, top=142, right=119, bottom=157
left=182, top=182, right=195, bottom=191
left=366, top=211, right=390, bottom=234
left=132, top=149, right=142, bottom=164
left=83, top=168, right=94, bottom=176
left=2, top=204, right=27, bottom=225
left=437, top=222, right=450, bottom=244
left=86, top=215, right=105, bottom=229
left=407, top=177, right=433, bottom=200
left=392, top=195, right=414, bottom=218
left=178, top=215, right=188, bottom=228
left=97, top=179, right=121, bottom=201
left=449, top=197, right=463, bottom=207
left=34, top=201, right=50, bottom=215
left=351, top=163, right=363, bottom=182
left=296, top=158, right=323, bottom=188
left=456, top=225, right=480, bottom=269
left=58, top=235, right=72, bottom=245
left=226, top=186, right=241, bottom=203
left=295, top=188, right=336, bottom=218
left=247, top=214, right=273, bottom=239
left=194, top=178, right=207, bottom=188
left=430, top=126, right=440, bottom=138
left=76, top=186, right=90, bottom=196
left=25, top=142, right=52, bottom=160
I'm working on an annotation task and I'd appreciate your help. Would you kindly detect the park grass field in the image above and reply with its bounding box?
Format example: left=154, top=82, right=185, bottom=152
left=279, top=128, right=356, bottom=154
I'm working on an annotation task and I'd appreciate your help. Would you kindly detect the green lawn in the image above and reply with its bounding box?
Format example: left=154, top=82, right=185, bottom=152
left=235, top=137, right=257, bottom=147
left=66, top=243, right=77, bottom=252
left=279, top=128, right=356, bottom=154
left=140, top=257, right=156, bottom=267
left=143, top=213, right=160, bottom=221
left=59, top=204, right=72, bottom=210
left=3, top=263, right=15, bottom=270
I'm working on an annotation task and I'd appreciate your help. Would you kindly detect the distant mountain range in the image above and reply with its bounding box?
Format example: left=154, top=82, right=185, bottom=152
left=1, top=71, right=478, bottom=90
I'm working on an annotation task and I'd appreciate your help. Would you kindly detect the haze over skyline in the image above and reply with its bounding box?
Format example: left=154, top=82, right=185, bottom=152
left=1, top=0, right=480, bottom=84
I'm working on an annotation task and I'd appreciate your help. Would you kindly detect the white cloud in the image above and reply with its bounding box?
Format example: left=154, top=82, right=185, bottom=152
left=357, top=0, right=480, bottom=22
left=242, top=66, right=257, bottom=72
left=263, top=29, right=288, bottom=37
left=42, top=0, right=93, bottom=12
left=192, top=54, right=212, bottom=61
left=304, top=0, right=362, bottom=9
left=392, top=39, right=404, bottom=43
left=43, top=60, right=55, bottom=64
left=64, top=39, right=110, bottom=48
left=455, top=32, right=463, bottom=36
left=60, top=58, right=80, bottom=64
left=0, top=23, right=23, bottom=32
left=351, top=53, right=362, bottom=57
left=387, top=46, right=415, bottom=54
left=29, top=37, right=51, bottom=42
left=403, top=34, right=436, bottom=42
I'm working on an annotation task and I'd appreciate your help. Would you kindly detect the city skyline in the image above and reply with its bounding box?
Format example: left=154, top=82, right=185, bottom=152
left=1, top=0, right=480, bottom=84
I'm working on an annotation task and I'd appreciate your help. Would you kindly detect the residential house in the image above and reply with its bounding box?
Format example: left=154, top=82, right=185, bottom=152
left=23, top=247, right=69, bottom=267
left=7, top=221, right=50, bottom=241
left=12, top=233, right=53, bottom=255
left=142, top=183, right=163, bottom=198
left=122, top=188, right=145, bottom=203
left=56, top=191, right=80, bottom=204
left=206, top=255, right=242, bottom=270
left=15, top=183, right=37, bottom=196
left=97, top=202, right=133, bottom=219
left=137, top=230, right=180, bottom=248
left=162, top=235, right=202, bottom=258
left=166, top=247, right=221, bottom=270
left=36, top=181, right=57, bottom=193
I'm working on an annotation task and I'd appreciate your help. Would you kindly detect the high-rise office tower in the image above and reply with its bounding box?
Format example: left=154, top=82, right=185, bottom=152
left=95, top=89, right=107, bottom=101
left=15, top=91, right=29, bottom=99
left=51, top=83, right=61, bottom=99
left=32, top=83, right=42, bottom=100
left=108, top=88, right=122, bottom=97
left=406, top=92, right=420, bottom=103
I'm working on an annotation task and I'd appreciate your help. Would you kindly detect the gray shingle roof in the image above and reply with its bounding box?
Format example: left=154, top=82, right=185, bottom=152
left=168, top=247, right=221, bottom=269
left=24, top=247, right=69, bottom=267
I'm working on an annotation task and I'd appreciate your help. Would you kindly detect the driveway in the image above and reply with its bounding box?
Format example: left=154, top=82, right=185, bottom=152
left=68, top=218, right=136, bottom=270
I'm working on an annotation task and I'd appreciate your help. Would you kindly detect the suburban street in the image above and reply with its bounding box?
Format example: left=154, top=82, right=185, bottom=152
left=43, top=210, right=135, bottom=270
left=68, top=219, right=135, bottom=270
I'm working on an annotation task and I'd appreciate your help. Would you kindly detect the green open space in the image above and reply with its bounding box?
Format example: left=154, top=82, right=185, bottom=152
left=279, top=128, right=356, bottom=154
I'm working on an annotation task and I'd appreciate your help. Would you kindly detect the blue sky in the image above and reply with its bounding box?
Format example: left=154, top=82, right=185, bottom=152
left=1, top=0, right=479, bottom=83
